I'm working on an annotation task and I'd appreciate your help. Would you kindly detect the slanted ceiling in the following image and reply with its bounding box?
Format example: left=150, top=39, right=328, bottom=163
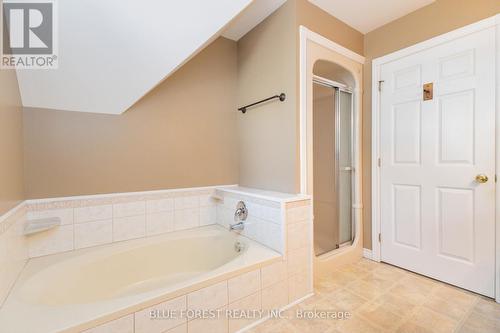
left=19, top=0, right=434, bottom=114
left=222, top=0, right=286, bottom=41
left=16, top=0, right=253, bottom=114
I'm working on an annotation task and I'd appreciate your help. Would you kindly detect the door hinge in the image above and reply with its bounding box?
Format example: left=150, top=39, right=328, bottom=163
left=496, top=174, right=497, bottom=183
left=378, top=80, right=385, bottom=92
left=379, top=233, right=382, bottom=243
left=378, top=158, right=381, bottom=167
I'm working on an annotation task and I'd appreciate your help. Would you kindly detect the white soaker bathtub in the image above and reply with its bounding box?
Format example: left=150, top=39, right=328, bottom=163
left=0, top=225, right=280, bottom=333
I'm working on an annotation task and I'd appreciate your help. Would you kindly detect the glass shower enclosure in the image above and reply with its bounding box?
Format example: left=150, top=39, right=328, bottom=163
left=313, top=76, right=354, bottom=256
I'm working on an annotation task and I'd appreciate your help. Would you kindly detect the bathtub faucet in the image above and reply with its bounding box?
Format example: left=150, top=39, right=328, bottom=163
left=230, top=201, right=248, bottom=231
left=229, top=221, right=245, bottom=231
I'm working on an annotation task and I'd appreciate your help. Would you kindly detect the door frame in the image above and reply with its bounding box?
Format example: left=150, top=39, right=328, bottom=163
left=371, top=14, right=500, bottom=302
left=299, top=26, right=365, bottom=278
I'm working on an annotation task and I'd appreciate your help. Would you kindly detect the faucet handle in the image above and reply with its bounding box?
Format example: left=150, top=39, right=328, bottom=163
left=234, top=201, right=248, bottom=222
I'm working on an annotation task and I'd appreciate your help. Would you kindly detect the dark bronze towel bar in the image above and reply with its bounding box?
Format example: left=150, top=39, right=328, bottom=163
left=238, top=93, right=286, bottom=113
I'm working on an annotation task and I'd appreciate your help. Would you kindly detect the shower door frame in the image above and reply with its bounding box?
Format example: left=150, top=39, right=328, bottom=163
left=312, top=75, right=355, bottom=253
left=300, top=25, right=364, bottom=289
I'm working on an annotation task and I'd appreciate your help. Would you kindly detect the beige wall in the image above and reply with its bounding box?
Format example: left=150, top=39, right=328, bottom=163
left=18, top=0, right=499, bottom=251
left=237, top=0, right=363, bottom=194
left=23, top=0, right=364, bottom=199
left=23, top=38, right=239, bottom=199
left=238, top=0, right=499, bottom=251
left=362, top=0, right=500, bottom=249
left=295, top=0, right=363, bottom=197
left=237, top=0, right=297, bottom=193
left=0, top=69, right=24, bottom=215
left=295, top=0, right=363, bottom=55
left=295, top=0, right=364, bottom=194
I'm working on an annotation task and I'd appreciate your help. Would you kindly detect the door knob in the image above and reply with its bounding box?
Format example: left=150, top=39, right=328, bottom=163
left=475, top=174, right=489, bottom=183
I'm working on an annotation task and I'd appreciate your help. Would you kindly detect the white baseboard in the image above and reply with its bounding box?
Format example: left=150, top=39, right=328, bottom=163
left=363, top=248, right=373, bottom=260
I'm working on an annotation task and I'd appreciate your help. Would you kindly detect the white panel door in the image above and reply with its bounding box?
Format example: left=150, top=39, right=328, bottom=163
left=379, top=27, right=496, bottom=297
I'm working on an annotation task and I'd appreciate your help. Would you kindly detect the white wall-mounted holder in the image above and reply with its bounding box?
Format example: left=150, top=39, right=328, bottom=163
left=24, top=217, right=61, bottom=236
left=210, top=194, right=224, bottom=204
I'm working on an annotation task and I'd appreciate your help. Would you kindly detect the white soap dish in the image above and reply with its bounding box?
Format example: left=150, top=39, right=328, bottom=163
left=24, top=217, right=61, bottom=236
left=210, top=194, right=224, bottom=203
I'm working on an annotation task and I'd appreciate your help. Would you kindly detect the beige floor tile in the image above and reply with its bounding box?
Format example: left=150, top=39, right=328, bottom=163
left=407, top=307, right=459, bottom=333
left=423, top=294, right=473, bottom=320
left=336, top=263, right=368, bottom=276
left=251, top=259, right=500, bottom=333
left=387, top=283, right=430, bottom=305
left=246, top=319, right=297, bottom=333
left=322, top=288, right=369, bottom=312
left=323, top=329, right=342, bottom=333
left=363, top=265, right=408, bottom=283
left=360, top=273, right=398, bottom=291
left=400, top=275, right=440, bottom=294
left=357, top=301, right=405, bottom=331
left=345, top=279, right=385, bottom=300
left=327, top=270, right=361, bottom=285
left=460, top=311, right=500, bottom=332
left=471, top=297, right=500, bottom=320
left=295, top=296, right=351, bottom=327
left=396, top=321, right=434, bottom=333
left=458, top=324, right=499, bottom=333
left=371, top=292, right=418, bottom=316
left=315, top=277, right=343, bottom=295
left=286, top=316, right=336, bottom=333
left=432, top=284, right=478, bottom=307
left=297, top=294, right=328, bottom=310
left=336, top=315, right=382, bottom=333
left=353, top=258, right=380, bottom=271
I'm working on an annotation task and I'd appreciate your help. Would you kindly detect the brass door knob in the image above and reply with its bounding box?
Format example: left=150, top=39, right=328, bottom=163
left=475, top=174, right=488, bottom=183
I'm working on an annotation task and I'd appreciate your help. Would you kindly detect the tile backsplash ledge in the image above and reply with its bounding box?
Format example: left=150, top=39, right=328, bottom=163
left=0, top=185, right=310, bottom=260
left=25, top=185, right=237, bottom=210
left=24, top=186, right=226, bottom=258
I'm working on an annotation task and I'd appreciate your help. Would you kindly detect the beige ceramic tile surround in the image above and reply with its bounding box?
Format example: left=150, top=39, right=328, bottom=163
left=24, top=186, right=220, bottom=258
left=80, top=194, right=313, bottom=333
left=0, top=186, right=313, bottom=332
left=0, top=204, right=28, bottom=307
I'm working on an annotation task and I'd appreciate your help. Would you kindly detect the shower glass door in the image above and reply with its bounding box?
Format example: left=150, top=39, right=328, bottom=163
left=337, top=90, right=353, bottom=245
left=313, top=79, right=354, bottom=256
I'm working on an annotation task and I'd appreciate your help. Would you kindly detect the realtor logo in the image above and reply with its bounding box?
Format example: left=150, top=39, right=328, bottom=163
left=1, top=0, right=57, bottom=69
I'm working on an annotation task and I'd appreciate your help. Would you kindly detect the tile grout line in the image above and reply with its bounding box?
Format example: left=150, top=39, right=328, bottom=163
left=453, top=296, right=479, bottom=332
left=339, top=263, right=402, bottom=332
left=320, top=261, right=464, bottom=333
